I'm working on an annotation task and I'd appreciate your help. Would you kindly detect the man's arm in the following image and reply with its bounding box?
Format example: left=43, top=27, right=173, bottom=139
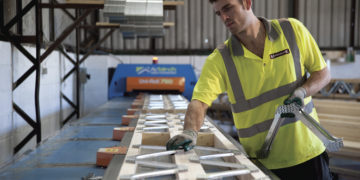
left=285, top=67, right=330, bottom=106
left=166, top=99, right=209, bottom=151
left=302, top=67, right=331, bottom=97
left=184, top=99, right=209, bottom=131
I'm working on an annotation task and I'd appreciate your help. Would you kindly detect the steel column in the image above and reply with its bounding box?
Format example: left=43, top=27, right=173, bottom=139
left=0, top=0, right=3, bottom=27
left=5, top=0, right=42, bottom=154
left=350, top=0, right=356, bottom=47
left=288, top=0, right=299, bottom=19
left=49, top=0, right=54, bottom=41
left=75, top=9, right=80, bottom=118
left=35, top=0, right=42, bottom=143
left=16, top=0, right=22, bottom=35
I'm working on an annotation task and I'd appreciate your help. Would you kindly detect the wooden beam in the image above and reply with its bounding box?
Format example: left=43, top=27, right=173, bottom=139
left=163, top=1, right=184, bottom=6
left=314, top=99, right=360, bottom=107
left=313, top=98, right=360, bottom=163
left=66, top=0, right=104, bottom=5
left=315, top=104, right=360, bottom=117
left=320, top=119, right=360, bottom=141
left=96, top=22, right=120, bottom=28
left=163, top=22, right=175, bottom=28
left=318, top=113, right=360, bottom=123
left=163, top=1, right=184, bottom=10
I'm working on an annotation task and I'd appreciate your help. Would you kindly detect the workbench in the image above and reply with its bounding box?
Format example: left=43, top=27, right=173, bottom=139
left=0, top=96, right=277, bottom=180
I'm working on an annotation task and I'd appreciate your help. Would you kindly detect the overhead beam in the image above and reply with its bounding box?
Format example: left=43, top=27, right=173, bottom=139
left=349, top=0, right=355, bottom=47
left=163, top=22, right=175, bottom=28
left=40, top=2, right=103, bottom=9
left=163, top=1, right=184, bottom=10
left=163, top=1, right=184, bottom=6
left=80, top=22, right=174, bottom=29
left=80, top=22, right=120, bottom=29
left=95, top=22, right=120, bottom=28
left=66, top=0, right=104, bottom=5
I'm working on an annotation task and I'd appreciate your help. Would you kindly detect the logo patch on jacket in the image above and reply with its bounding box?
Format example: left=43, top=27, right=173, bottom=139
left=270, top=49, right=290, bottom=59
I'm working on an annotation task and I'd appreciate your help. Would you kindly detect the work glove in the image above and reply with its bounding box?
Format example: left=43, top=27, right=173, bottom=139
left=284, top=87, right=307, bottom=107
left=166, top=129, right=198, bottom=151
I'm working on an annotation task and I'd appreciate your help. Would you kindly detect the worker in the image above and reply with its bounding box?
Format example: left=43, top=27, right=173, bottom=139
left=166, top=0, right=332, bottom=179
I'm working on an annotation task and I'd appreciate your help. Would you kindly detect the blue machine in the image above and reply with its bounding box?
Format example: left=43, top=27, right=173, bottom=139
left=108, top=64, right=198, bottom=100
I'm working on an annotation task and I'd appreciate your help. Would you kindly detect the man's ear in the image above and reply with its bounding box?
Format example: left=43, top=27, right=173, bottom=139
left=242, top=0, right=252, bottom=10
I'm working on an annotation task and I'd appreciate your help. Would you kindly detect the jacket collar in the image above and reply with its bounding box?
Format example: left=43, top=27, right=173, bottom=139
left=231, top=17, right=279, bottom=56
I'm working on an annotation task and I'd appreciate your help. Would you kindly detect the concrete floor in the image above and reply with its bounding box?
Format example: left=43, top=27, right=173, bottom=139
left=0, top=97, right=134, bottom=180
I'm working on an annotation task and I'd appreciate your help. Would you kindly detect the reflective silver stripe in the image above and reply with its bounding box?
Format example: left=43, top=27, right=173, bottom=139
left=279, top=19, right=302, bottom=80
left=218, top=18, right=303, bottom=113
left=237, top=101, right=314, bottom=138
left=218, top=43, right=246, bottom=103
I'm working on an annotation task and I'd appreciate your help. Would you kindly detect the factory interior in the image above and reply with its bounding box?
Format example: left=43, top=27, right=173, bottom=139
left=0, top=0, right=359, bottom=179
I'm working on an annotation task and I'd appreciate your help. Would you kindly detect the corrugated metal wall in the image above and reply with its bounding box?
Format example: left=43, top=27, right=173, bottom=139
left=4, top=0, right=358, bottom=51
left=101, top=0, right=360, bottom=52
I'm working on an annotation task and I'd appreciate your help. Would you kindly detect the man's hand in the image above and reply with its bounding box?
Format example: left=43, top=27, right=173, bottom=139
left=284, top=87, right=307, bottom=107
left=166, top=129, right=198, bottom=151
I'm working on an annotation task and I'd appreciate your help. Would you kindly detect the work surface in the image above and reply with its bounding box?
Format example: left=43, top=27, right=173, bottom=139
left=0, top=97, right=134, bottom=180
left=1, top=97, right=359, bottom=180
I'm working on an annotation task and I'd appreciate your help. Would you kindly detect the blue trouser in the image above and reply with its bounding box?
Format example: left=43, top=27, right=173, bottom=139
left=271, top=151, right=332, bottom=180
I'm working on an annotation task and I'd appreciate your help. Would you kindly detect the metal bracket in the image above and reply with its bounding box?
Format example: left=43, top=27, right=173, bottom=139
left=132, top=144, right=166, bottom=150
left=178, top=125, right=212, bottom=131
left=144, top=114, right=167, bottom=118
left=120, top=168, right=186, bottom=180
left=190, top=153, right=235, bottom=162
left=122, top=150, right=188, bottom=179
left=197, top=169, right=251, bottom=180
left=126, top=150, right=177, bottom=163
left=257, top=103, right=343, bottom=159
left=143, top=123, right=169, bottom=127
left=138, top=119, right=168, bottom=124
left=136, top=125, right=172, bottom=131
left=190, top=153, right=258, bottom=179
left=81, top=173, right=102, bottom=180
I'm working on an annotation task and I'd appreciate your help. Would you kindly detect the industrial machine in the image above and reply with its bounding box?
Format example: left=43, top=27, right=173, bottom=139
left=108, top=64, right=197, bottom=100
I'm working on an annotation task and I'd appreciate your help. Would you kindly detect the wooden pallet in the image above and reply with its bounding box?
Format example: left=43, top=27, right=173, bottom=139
left=115, top=94, right=269, bottom=180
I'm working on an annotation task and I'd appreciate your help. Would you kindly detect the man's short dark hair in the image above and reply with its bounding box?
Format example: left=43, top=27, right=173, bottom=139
left=209, top=0, right=243, bottom=5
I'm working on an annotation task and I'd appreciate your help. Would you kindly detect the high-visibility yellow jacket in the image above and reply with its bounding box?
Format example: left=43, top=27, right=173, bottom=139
left=192, top=18, right=327, bottom=169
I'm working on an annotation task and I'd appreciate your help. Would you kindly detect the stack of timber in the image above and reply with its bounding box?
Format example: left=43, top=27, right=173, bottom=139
left=113, top=94, right=270, bottom=180
left=314, top=99, right=360, bottom=160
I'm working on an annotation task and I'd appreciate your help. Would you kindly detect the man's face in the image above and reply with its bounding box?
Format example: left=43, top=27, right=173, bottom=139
left=213, top=0, right=249, bottom=35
